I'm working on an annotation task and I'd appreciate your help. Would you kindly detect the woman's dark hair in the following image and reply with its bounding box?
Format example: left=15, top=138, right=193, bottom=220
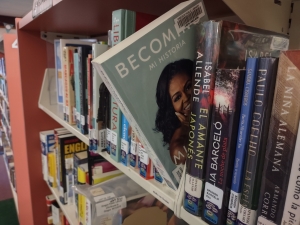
left=154, top=58, right=193, bottom=146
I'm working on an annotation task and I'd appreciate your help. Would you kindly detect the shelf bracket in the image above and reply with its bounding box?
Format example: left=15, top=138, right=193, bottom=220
left=40, top=31, right=90, bottom=44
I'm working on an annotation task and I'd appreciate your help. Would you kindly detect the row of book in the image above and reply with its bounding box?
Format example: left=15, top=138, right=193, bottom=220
left=90, top=0, right=300, bottom=224
left=2, top=135, right=16, bottom=192
left=46, top=194, right=70, bottom=225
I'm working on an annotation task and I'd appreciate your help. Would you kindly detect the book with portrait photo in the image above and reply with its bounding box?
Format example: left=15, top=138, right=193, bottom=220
left=92, top=0, right=209, bottom=190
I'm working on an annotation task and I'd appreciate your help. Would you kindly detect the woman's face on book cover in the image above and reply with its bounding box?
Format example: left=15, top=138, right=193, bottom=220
left=168, top=72, right=191, bottom=117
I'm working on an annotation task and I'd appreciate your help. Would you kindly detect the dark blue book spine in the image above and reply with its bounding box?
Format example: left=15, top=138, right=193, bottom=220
left=237, top=57, right=279, bottom=225
left=227, top=58, right=259, bottom=225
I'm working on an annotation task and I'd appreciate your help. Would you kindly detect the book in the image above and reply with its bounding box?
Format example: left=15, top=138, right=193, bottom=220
left=77, top=46, right=93, bottom=134
left=109, top=8, right=158, bottom=163
left=139, top=143, right=154, bottom=180
left=40, top=130, right=55, bottom=182
left=227, top=58, right=259, bottom=225
left=92, top=0, right=209, bottom=190
left=184, top=20, right=289, bottom=216
left=257, top=50, right=300, bottom=224
left=74, top=50, right=81, bottom=128
left=73, top=151, right=88, bottom=216
left=121, top=114, right=131, bottom=166
left=58, top=134, right=88, bottom=204
left=237, top=57, right=279, bottom=225
left=87, top=53, right=93, bottom=149
left=129, top=129, right=138, bottom=168
left=281, top=122, right=300, bottom=225
left=62, top=46, right=77, bottom=124
left=202, top=69, right=245, bottom=225
left=47, top=152, right=57, bottom=188
left=92, top=42, right=109, bottom=151
left=54, top=40, right=63, bottom=105
left=92, top=169, right=123, bottom=184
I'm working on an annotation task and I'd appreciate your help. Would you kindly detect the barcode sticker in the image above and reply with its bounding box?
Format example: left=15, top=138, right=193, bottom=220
left=185, top=174, right=202, bottom=198
left=174, top=2, right=205, bottom=34
left=111, top=131, right=117, bottom=145
left=99, top=129, right=106, bottom=149
left=271, top=37, right=289, bottom=51
left=66, top=106, right=69, bottom=115
left=76, top=112, right=80, bottom=120
left=172, top=164, right=184, bottom=183
left=106, top=128, right=111, bottom=142
left=121, top=139, right=129, bottom=154
left=131, top=141, right=137, bottom=154
left=139, top=147, right=149, bottom=165
left=81, top=115, right=85, bottom=125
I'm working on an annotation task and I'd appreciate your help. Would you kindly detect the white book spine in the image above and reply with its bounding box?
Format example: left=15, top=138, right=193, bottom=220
left=281, top=121, right=300, bottom=225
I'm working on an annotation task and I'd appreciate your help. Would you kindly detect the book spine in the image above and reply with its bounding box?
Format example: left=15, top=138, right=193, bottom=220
left=184, top=21, right=220, bottom=216
left=281, top=124, right=300, bottom=225
left=99, top=83, right=110, bottom=152
left=121, top=114, right=130, bottom=166
left=68, top=48, right=76, bottom=125
left=54, top=40, right=63, bottom=104
left=92, top=43, right=109, bottom=152
left=63, top=47, right=69, bottom=122
left=110, top=97, right=122, bottom=162
left=227, top=58, right=259, bottom=225
left=257, top=52, right=300, bottom=224
left=203, top=69, right=244, bottom=225
left=87, top=54, right=93, bottom=150
left=129, top=129, right=137, bottom=168
left=237, top=57, right=279, bottom=225
left=59, top=139, right=68, bottom=204
left=74, top=51, right=81, bottom=129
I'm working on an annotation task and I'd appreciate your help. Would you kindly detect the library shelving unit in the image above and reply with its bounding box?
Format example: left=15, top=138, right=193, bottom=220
left=0, top=52, right=18, bottom=213
left=5, top=0, right=295, bottom=224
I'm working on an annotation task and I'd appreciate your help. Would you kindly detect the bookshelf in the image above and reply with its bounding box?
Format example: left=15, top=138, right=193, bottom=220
left=4, top=0, right=296, bottom=224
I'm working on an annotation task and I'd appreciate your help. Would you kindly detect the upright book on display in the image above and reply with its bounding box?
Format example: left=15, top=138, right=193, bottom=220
left=257, top=50, right=300, bottom=225
left=183, top=20, right=289, bottom=216
left=93, top=0, right=209, bottom=190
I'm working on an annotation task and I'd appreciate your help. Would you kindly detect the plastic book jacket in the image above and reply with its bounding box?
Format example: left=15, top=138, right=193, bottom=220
left=93, top=0, right=208, bottom=189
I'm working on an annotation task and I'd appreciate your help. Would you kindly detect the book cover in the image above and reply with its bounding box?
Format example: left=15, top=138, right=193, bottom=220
left=184, top=20, right=289, bottom=216
left=237, top=57, right=279, bottom=225
left=58, top=134, right=88, bottom=204
left=121, top=114, right=131, bottom=166
left=48, top=152, right=57, bottom=188
left=93, top=0, right=208, bottom=190
left=227, top=58, right=259, bottom=225
left=281, top=122, right=300, bottom=225
left=92, top=43, right=109, bottom=151
left=202, top=69, right=245, bottom=225
left=257, top=51, right=300, bottom=224
left=63, top=46, right=77, bottom=124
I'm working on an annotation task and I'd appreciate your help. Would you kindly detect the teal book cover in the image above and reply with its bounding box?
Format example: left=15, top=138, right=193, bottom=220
left=93, top=0, right=208, bottom=189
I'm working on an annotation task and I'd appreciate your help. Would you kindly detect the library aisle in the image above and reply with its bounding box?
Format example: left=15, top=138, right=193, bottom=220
left=0, top=155, right=19, bottom=225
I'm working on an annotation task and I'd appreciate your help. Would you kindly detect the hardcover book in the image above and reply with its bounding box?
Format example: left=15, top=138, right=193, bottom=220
left=257, top=50, right=300, bottom=225
left=202, top=69, right=245, bottom=225
left=184, top=20, right=289, bottom=216
left=93, top=0, right=209, bottom=190
left=121, top=114, right=131, bottom=166
left=237, top=57, right=279, bottom=225
left=227, top=58, right=259, bottom=225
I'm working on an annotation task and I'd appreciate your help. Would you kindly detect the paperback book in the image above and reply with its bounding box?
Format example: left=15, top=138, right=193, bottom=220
left=202, top=69, right=245, bottom=225
left=93, top=0, right=209, bottom=190
left=237, top=57, right=279, bottom=225
left=227, top=58, right=259, bottom=225
left=257, top=50, right=300, bottom=225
